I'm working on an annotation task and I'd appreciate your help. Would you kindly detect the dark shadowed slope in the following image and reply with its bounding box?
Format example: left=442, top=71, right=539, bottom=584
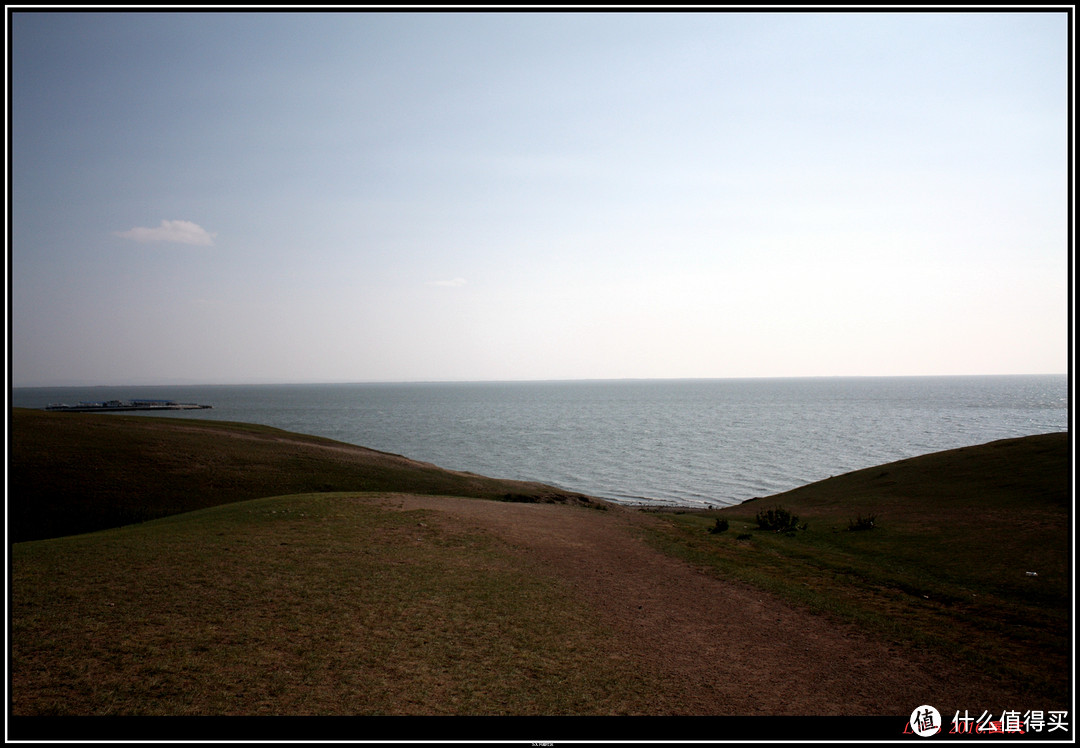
left=9, top=408, right=601, bottom=541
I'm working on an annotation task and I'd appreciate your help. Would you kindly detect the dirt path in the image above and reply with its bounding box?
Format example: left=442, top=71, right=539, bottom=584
left=379, top=494, right=1014, bottom=717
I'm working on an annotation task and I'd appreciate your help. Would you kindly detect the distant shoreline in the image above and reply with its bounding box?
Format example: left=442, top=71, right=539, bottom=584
left=44, top=401, right=212, bottom=413
left=11, top=376, right=1067, bottom=511
left=10, top=372, right=1069, bottom=390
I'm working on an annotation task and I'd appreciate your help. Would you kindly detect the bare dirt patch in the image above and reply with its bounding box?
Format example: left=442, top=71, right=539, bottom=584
left=380, top=494, right=1019, bottom=716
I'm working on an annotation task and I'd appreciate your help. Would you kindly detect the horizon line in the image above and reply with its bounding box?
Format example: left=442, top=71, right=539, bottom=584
left=10, top=372, right=1069, bottom=389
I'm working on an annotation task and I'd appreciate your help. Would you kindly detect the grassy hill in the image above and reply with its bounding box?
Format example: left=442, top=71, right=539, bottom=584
left=9, top=408, right=600, bottom=542
left=12, top=491, right=652, bottom=720
left=644, top=431, right=1070, bottom=705
left=9, top=410, right=1070, bottom=725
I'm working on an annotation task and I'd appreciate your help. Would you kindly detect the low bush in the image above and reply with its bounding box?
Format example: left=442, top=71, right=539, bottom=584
left=755, top=506, right=807, bottom=534
left=708, top=518, right=729, bottom=534
left=848, top=513, right=877, bottom=531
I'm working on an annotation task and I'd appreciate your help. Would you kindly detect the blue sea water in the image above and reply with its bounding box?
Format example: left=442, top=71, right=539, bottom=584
left=11, top=375, right=1069, bottom=509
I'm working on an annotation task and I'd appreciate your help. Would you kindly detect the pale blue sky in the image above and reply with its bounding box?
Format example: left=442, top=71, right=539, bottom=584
left=9, top=10, right=1069, bottom=386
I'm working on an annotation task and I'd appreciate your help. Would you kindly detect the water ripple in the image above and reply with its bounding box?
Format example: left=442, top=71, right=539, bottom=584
left=13, top=376, right=1068, bottom=508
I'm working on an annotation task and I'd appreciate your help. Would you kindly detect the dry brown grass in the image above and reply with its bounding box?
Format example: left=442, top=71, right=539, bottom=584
left=10, top=411, right=1069, bottom=739
left=644, top=433, right=1070, bottom=705
left=12, top=492, right=655, bottom=717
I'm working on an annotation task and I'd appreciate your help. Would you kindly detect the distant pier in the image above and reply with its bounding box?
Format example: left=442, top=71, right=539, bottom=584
left=44, top=399, right=213, bottom=413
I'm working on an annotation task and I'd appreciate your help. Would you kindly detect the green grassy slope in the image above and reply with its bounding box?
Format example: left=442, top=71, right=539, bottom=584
left=9, top=408, right=600, bottom=542
left=645, top=432, right=1071, bottom=704
left=10, top=409, right=1070, bottom=714
left=12, top=492, right=657, bottom=717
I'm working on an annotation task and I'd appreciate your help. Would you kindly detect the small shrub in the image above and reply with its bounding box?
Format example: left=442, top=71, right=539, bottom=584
left=736, top=533, right=752, bottom=541
left=708, top=518, right=729, bottom=534
left=755, top=506, right=807, bottom=534
left=848, top=513, right=877, bottom=531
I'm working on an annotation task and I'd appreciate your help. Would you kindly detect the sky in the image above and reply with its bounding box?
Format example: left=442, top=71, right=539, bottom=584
left=8, top=10, right=1070, bottom=386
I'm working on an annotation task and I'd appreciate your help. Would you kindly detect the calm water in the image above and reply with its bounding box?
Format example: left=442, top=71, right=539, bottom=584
left=11, top=376, right=1069, bottom=508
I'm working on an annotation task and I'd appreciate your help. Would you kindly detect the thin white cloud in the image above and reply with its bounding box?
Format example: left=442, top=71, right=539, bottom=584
left=115, top=220, right=216, bottom=246
left=426, top=277, right=467, bottom=287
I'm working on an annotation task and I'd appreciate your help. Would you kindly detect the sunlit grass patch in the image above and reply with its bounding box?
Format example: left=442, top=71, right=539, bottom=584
left=12, top=493, right=655, bottom=716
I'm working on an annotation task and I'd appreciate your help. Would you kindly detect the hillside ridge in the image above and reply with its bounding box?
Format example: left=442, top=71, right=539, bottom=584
left=9, top=408, right=600, bottom=541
